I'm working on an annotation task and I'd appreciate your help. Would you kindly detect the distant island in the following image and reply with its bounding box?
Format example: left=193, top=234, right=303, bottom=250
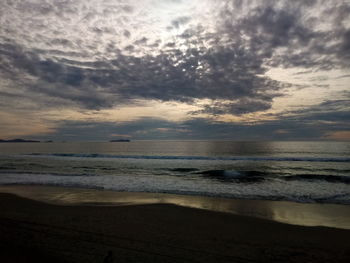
left=110, top=139, right=130, bottom=142
left=0, top=138, right=41, bottom=143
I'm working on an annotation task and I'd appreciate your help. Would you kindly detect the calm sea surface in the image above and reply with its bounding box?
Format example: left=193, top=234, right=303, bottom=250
left=0, top=141, right=349, bottom=204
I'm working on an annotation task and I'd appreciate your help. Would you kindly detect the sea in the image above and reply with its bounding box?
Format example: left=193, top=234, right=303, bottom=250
left=0, top=141, right=349, bottom=205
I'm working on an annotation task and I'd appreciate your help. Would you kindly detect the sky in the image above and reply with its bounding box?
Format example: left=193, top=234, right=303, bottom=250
left=0, top=0, right=349, bottom=141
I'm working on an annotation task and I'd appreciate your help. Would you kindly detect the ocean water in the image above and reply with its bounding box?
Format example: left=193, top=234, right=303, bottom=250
left=0, top=141, right=349, bottom=204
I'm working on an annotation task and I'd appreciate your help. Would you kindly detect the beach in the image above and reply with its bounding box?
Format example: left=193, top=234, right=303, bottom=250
left=1, top=186, right=350, bottom=263
left=1, top=141, right=349, bottom=262
left=1, top=0, right=350, bottom=261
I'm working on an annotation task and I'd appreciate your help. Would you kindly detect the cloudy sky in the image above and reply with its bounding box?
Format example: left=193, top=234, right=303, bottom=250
left=0, top=0, right=349, bottom=141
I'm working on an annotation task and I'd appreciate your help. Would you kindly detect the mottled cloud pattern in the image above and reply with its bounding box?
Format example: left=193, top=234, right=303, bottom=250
left=0, top=0, right=349, bottom=140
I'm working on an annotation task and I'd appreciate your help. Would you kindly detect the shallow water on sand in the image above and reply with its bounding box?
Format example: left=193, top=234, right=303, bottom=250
left=1, top=185, right=350, bottom=230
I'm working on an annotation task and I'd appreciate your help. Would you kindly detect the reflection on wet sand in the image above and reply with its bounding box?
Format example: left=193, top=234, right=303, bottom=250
left=0, top=185, right=349, bottom=229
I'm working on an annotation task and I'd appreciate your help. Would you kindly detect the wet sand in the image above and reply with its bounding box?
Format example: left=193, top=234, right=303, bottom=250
left=0, top=186, right=350, bottom=262
left=1, top=185, right=350, bottom=229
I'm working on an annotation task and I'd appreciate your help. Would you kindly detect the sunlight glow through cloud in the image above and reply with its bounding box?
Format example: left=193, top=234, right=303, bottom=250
left=0, top=0, right=349, bottom=140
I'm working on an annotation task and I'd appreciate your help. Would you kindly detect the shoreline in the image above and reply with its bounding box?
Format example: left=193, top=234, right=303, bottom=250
left=1, top=184, right=350, bottom=230
left=0, top=190, right=350, bottom=263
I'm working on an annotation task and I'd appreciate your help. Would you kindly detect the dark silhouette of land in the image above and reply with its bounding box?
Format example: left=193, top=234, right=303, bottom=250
left=110, top=139, right=130, bottom=142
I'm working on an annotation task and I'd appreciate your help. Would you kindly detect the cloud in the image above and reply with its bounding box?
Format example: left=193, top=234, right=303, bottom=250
left=219, top=0, right=350, bottom=69
left=0, top=0, right=349, bottom=140
left=276, top=99, right=350, bottom=120
left=171, top=16, right=191, bottom=29
left=191, top=99, right=273, bottom=116
left=31, top=98, right=350, bottom=141
left=323, top=131, right=350, bottom=140
left=0, top=0, right=294, bottom=112
left=0, top=33, right=285, bottom=111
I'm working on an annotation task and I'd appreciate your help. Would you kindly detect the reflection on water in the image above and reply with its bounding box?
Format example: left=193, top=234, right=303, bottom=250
left=1, top=185, right=350, bottom=230
left=1, top=140, right=348, bottom=157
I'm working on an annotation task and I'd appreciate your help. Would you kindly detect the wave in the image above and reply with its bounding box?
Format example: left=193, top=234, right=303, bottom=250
left=1, top=180, right=350, bottom=205
left=27, top=153, right=350, bottom=162
left=275, top=167, right=350, bottom=174
left=169, top=168, right=200, bottom=172
left=198, top=170, right=266, bottom=183
left=0, top=171, right=97, bottom=177
left=283, top=174, right=350, bottom=184
left=1, top=170, right=350, bottom=205
left=198, top=169, right=350, bottom=184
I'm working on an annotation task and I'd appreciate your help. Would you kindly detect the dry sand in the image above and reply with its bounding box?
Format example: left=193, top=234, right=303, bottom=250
left=0, top=190, right=350, bottom=263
